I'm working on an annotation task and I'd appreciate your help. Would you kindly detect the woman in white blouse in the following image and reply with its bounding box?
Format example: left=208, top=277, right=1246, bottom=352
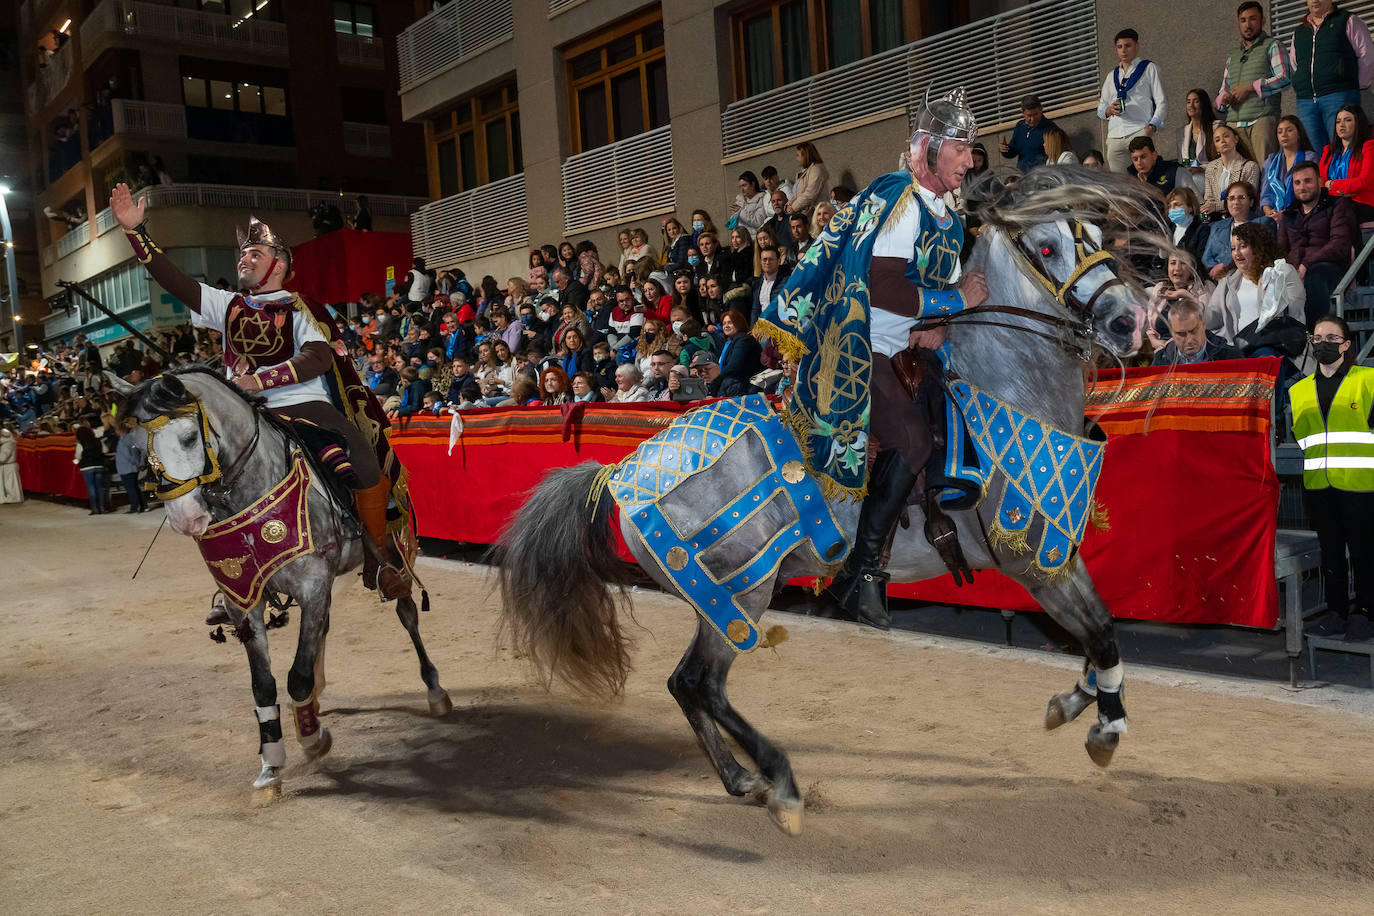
left=1210, top=222, right=1305, bottom=349
left=1043, top=126, right=1078, bottom=164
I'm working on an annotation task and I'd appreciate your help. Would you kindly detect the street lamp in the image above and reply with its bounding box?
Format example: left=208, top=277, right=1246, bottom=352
left=0, top=184, right=22, bottom=352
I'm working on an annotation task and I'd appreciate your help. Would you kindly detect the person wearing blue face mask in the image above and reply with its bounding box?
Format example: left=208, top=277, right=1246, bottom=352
left=689, top=209, right=716, bottom=245
left=1164, top=186, right=1209, bottom=269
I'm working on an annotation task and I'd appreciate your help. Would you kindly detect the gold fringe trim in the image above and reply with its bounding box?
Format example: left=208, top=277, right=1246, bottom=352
left=587, top=461, right=620, bottom=510
left=1090, top=499, right=1110, bottom=532
left=751, top=319, right=810, bottom=363
left=987, top=521, right=1030, bottom=556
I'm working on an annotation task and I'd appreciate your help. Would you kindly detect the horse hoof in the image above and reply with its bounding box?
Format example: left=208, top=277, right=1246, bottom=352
left=428, top=688, right=452, bottom=716
left=765, top=790, right=804, bottom=837
left=301, top=728, right=333, bottom=761
left=252, top=765, right=282, bottom=791
left=1084, top=723, right=1119, bottom=768
left=1045, top=687, right=1095, bottom=730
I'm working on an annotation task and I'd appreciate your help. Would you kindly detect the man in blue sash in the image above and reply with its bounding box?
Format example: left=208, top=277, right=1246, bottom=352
left=826, top=89, right=989, bottom=628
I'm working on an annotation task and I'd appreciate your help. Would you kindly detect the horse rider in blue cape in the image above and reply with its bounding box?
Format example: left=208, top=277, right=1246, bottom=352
left=109, top=183, right=412, bottom=601
left=823, top=89, right=989, bottom=626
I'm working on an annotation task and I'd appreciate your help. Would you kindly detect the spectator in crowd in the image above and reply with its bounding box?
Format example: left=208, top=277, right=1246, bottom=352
left=790, top=142, right=830, bottom=215
left=1216, top=2, right=1290, bottom=166
left=831, top=184, right=856, bottom=205
left=636, top=318, right=679, bottom=374
left=1202, top=180, right=1275, bottom=278
left=661, top=217, right=692, bottom=272
left=1213, top=221, right=1307, bottom=357
left=640, top=276, right=672, bottom=323
left=558, top=327, right=594, bottom=379
left=1320, top=104, right=1374, bottom=219
left=570, top=372, right=603, bottom=403
left=689, top=210, right=718, bottom=246
left=1261, top=115, right=1320, bottom=217
left=999, top=95, right=1056, bottom=171
left=670, top=270, right=702, bottom=323
left=615, top=229, right=634, bottom=272
left=608, top=286, right=645, bottom=347
left=789, top=212, right=815, bottom=258
left=756, top=167, right=789, bottom=205
left=750, top=246, right=791, bottom=324
left=114, top=417, right=145, bottom=513
left=1291, top=313, right=1374, bottom=640
left=575, top=241, right=603, bottom=288
left=591, top=339, right=617, bottom=391
left=677, top=318, right=719, bottom=368
left=406, top=258, right=434, bottom=306
left=727, top=227, right=756, bottom=286
left=606, top=363, right=651, bottom=402
left=479, top=341, right=516, bottom=401
left=753, top=226, right=781, bottom=274
left=1042, top=126, right=1077, bottom=164
left=1179, top=88, right=1219, bottom=182
left=1082, top=149, right=1106, bottom=168
left=1288, top=0, right=1374, bottom=153
left=498, top=376, right=540, bottom=408
left=365, top=353, right=397, bottom=396
left=351, top=195, right=372, bottom=231
left=1129, top=135, right=1180, bottom=199
left=556, top=241, right=578, bottom=276
left=1151, top=298, right=1243, bottom=365
left=624, top=227, right=655, bottom=272
left=701, top=277, right=725, bottom=327
left=445, top=357, right=474, bottom=405
left=538, top=367, right=572, bottom=406
left=1097, top=28, right=1167, bottom=173
left=551, top=266, right=589, bottom=312
left=1279, top=159, right=1358, bottom=325
left=421, top=390, right=444, bottom=414
left=1148, top=249, right=1220, bottom=352
left=813, top=201, right=838, bottom=235
left=1165, top=187, right=1210, bottom=268
left=491, top=305, right=523, bottom=354
left=677, top=351, right=750, bottom=398
left=761, top=190, right=796, bottom=262
left=1201, top=123, right=1260, bottom=216
left=389, top=366, right=430, bottom=420
left=75, top=425, right=106, bottom=515
left=449, top=382, right=482, bottom=411
left=732, top=171, right=773, bottom=233
left=695, top=231, right=730, bottom=282
left=717, top=309, right=764, bottom=389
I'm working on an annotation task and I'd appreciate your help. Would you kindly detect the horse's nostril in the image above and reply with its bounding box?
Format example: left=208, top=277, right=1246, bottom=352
left=1109, top=316, right=1134, bottom=336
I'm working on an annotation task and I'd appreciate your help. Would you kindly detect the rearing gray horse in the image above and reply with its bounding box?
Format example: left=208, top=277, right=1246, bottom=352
left=498, top=167, right=1163, bottom=835
left=109, top=368, right=451, bottom=792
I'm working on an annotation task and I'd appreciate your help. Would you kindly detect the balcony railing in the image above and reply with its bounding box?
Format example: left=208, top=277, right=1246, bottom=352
left=720, top=0, right=1099, bottom=158
left=343, top=122, right=391, bottom=158
left=397, top=0, right=513, bottom=93
left=410, top=173, right=527, bottom=265
left=56, top=222, right=90, bottom=259
left=28, top=41, right=72, bottom=114
left=80, top=0, right=289, bottom=61
left=562, top=126, right=674, bottom=233
left=86, top=183, right=429, bottom=241
left=117, top=99, right=188, bottom=139
left=336, top=32, right=384, bottom=69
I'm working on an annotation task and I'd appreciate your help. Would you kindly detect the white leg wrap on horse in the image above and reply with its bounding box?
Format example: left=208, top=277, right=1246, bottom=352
left=1096, top=663, right=1124, bottom=692
left=261, top=740, right=286, bottom=767
left=254, top=705, right=280, bottom=723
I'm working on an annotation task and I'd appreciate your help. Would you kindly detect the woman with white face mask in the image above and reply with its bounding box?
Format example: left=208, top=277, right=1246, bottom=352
left=1164, top=186, right=1209, bottom=268
left=1291, top=313, right=1374, bottom=640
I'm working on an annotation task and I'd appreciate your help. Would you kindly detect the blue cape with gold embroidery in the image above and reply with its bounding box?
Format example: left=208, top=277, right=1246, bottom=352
left=753, top=169, right=926, bottom=499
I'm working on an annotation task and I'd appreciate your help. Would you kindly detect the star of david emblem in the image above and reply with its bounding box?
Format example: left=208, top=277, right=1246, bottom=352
left=229, top=306, right=290, bottom=366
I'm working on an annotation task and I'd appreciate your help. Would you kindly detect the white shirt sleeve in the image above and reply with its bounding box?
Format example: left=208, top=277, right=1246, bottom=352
left=193, top=283, right=236, bottom=331
left=292, top=308, right=329, bottom=348
left=1146, top=62, right=1167, bottom=129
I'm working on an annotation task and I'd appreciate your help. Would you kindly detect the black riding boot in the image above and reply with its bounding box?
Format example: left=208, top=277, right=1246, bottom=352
left=824, top=449, right=919, bottom=630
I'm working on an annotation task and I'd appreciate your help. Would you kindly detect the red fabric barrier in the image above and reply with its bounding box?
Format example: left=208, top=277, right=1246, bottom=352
left=15, top=434, right=89, bottom=499
left=382, top=360, right=1284, bottom=628
left=284, top=229, right=414, bottom=305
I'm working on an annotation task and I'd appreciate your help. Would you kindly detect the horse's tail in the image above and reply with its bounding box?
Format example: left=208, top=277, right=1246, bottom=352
left=495, top=461, right=632, bottom=697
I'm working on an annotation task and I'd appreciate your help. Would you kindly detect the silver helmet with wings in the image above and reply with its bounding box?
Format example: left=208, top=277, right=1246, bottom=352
left=909, top=85, right=978, bottom=168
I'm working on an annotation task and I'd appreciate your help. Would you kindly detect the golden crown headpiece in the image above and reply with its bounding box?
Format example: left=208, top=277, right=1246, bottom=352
left=236, top=216, right=292, bottom=271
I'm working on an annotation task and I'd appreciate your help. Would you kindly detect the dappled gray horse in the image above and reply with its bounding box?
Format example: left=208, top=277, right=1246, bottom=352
left=110, top=368, right=450, bottom=792
left=499, top=167, right=1162, bottom=835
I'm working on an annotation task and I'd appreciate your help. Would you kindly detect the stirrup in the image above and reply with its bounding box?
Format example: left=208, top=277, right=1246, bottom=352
left=921, top=491, right=974, bottom=586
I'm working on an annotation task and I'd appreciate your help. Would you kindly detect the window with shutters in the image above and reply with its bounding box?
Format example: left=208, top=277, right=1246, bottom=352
left=565, top=10, right=668, bottom=154
left=427, top=82, right=522, bottom=198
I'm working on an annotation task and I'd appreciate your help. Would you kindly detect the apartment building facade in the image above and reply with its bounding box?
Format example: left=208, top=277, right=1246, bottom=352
left=15, top=0, right=429, bottom=349
left=399, top=0, right=1337, bottom=283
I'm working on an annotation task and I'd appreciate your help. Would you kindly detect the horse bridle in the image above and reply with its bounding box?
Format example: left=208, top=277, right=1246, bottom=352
left=915, top=219, right=1125, bottom=360
left=139, top=397, right=261, bottom=501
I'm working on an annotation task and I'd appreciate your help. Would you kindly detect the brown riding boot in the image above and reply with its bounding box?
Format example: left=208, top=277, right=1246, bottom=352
left=354, top=479, right=411, bottom=600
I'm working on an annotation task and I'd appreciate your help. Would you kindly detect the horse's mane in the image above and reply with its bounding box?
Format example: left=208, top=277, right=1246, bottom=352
left=965, top=165, right=1172, bottom=290
left=124, top=365, right=263, bottom=419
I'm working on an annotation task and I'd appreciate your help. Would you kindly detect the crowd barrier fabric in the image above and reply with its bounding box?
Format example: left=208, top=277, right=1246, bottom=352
left=15, top=433, right=90, bottom=500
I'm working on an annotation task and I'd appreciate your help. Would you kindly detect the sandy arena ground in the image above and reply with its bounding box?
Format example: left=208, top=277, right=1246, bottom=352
left=3, top=499, right=1374, bottom=915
